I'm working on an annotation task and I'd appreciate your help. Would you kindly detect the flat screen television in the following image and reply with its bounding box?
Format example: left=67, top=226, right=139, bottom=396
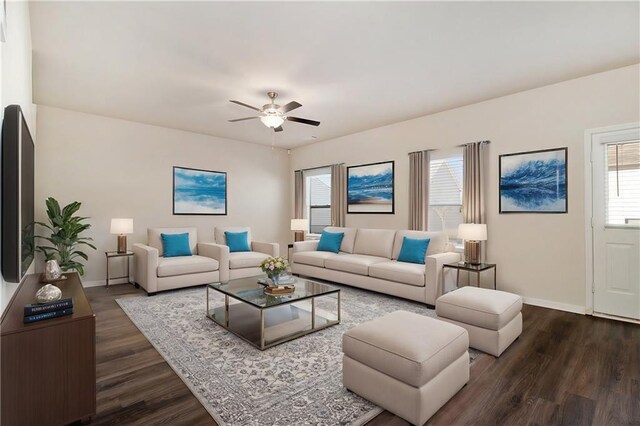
left=1, top=105, right=35, bottom=283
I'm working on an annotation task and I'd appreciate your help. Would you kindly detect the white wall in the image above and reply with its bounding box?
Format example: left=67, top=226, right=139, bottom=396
left=35, top=106, right=291, bottom=285
left=290, top=64, right=640, bottom=312
left=0, top=0, right=35, bottom=314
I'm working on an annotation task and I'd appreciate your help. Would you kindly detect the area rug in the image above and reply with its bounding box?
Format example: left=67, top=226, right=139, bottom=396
left=116, top=284, right=479, bottom=426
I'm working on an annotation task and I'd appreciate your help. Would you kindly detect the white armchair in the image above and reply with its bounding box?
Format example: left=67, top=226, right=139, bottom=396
left=214, top=227, right=280, bottom=280
left=133, top=227, right=229, bottom=295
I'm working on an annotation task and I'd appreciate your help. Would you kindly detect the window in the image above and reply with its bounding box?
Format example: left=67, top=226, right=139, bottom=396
left=304, top=167, right=331, bottom=234
left=605, top=141, right=640, bottom=226
left=428, top=149, right=464, bottom=244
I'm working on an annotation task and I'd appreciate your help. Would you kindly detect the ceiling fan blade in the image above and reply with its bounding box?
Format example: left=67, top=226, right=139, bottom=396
left=273, top=126, right=284, bottom=132
left=228, top=117, right=259, bottom=122
left=280, top=101, right=302, bottom=114
left=229, top=100, right=262, bottom=112
left=286, top=116, right=320, bottom=126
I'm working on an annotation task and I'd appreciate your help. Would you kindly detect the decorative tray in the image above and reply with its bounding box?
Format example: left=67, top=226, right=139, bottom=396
left=264, top=285, right=295, bottom=295
left=40, top=274, right=68, bottom=284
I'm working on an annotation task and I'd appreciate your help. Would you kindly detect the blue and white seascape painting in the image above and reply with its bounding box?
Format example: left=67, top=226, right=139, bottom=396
left=499, top=148, right=567, bottom=213
left=173, top=167, right=227, bottom=215
left=347, top=161, right=394, bottom=213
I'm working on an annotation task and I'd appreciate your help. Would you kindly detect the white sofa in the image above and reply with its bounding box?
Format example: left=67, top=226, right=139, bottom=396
left=133, top=227, right=229, bottom=295
left=292, top=227, right=460, bottom=305
left=214, top=226, right=280, bottom=280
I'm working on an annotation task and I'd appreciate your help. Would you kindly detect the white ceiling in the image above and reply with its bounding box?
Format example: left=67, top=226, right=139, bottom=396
left=30, top=1, right=639, bottom=149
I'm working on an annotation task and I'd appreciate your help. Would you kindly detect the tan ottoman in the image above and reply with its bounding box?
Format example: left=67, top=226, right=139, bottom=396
left=436, top=286, right=522, bottom=357
left=342, top=311, right=469, bottom=426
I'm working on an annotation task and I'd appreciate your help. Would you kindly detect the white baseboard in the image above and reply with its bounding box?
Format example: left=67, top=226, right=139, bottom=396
left=522, top=297, right=587, bottom=315
left=82, top=278, right=130, bottom=288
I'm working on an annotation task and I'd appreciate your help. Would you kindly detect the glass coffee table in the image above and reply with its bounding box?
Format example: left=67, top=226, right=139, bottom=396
left=206, top=276, right=341, bottom=350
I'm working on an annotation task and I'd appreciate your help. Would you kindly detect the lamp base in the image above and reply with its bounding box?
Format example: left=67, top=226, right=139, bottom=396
left=294, top=231, right=305, bottom=242
left=464, top=240, right=481, bottom=264
left=117, top=235, right=128, bottom=253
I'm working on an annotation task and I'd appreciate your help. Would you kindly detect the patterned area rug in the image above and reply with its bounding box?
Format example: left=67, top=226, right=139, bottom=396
left=116, top=284, right=479, bottom=426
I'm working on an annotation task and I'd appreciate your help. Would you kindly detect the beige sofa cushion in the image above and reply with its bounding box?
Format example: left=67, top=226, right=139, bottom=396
left=148, top=228, right=198, bottom=257
left=229, top=251, right=270, bottom=269
left=392, top=230, right=447, bottom=259
left=157, top=255, right=219, bottom=277
left=436, top=287, right=523, bottom=330
left=342, top=311, right=469, bottom=387
left=292, top=251, right=340, bottom=268
left=353, top=228, right=396, bottom=259
left=323, top=226, right=358, bottom=253
left=368, top=261, right=425, bottom=287
left=214, top=227, right=253, bottom=245
left=324, top=254, right=388, bottom=275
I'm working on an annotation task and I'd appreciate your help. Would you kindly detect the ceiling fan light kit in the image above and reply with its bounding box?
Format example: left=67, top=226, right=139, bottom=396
left=229, top=91, right=320, bottom=132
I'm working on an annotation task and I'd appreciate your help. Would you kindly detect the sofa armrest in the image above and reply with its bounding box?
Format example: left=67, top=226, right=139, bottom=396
left=197, top=242, right=230, bottom=283
left=293, top=240, right=319, bottom=253
left=133, top=243, right=159, bottom=294
left=252, top=241, right=279, bottom=257
left=425, top=252, right=462, bottom=305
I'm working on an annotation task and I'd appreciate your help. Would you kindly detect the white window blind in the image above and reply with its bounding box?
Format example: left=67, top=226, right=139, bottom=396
left=428, top=149, right=464, bottom=241
left=304, top=168, right=331, bottom=234
left=605, top=141, right=640, bottom=226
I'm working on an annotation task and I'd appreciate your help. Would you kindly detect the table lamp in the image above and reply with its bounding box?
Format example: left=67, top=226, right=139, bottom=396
left=458, top=223, right=487, bottom=265
left=110, top=218, right=133, bottom=253
left=290, top=219, right=309, bottom=242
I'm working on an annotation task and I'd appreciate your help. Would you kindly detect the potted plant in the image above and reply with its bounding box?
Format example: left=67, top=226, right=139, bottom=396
left=259, top=256, right=289, bottom=285
left=35, top=197, right=96, bottom=276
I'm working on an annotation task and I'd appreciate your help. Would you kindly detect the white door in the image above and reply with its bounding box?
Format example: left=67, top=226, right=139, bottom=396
left=591, top=126, right=640, bottom=320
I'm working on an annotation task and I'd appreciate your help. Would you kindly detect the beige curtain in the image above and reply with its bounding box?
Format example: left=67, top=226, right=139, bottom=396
left=409, top=150, right=430, bottom=230
left=463, top=141, right=487, bottom=259
left=462, top=142, right=486, bottom=223
left=294, top=170, right=304, bottom=219
left=330, top=164, right=346, bottom=227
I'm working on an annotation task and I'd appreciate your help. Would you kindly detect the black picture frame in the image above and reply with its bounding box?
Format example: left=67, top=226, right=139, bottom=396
left=172, top=166, right=228, bottom=216
left=347, top=160, right=395, bottom=214
left=499, top=147, right=568, bottom=214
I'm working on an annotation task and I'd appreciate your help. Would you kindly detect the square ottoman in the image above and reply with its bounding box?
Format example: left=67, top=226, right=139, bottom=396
left=436, top=286, right=522, bottom=357
left=342, top=311, right=469, bottom=426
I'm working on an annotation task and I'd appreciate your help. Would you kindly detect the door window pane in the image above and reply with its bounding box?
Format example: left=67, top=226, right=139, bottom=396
left=605, top=141, right=640, bottom=226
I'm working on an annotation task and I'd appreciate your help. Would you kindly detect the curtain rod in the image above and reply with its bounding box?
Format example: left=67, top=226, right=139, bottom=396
left=295, top=163, right=345, bottom=173
left=457, top=140, right=491, bottom=147
left=407, top=149, right=436, bottom=156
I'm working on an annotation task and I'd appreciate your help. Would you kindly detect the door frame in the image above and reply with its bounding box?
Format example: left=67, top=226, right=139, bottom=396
left=584, top=122, right=640, bottom=318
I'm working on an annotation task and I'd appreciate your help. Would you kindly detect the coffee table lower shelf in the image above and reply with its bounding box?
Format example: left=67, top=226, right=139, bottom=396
left=206, top=288, right=341, bottom=350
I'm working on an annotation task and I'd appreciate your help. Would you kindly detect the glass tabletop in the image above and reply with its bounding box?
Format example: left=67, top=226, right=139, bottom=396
left=445, top=261, right=496, bottom=271
left=208, top=275, right=339, bottom=309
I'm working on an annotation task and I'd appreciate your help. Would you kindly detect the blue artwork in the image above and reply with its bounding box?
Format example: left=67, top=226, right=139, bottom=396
left=347, top=161, right=394, bottom=214
left=173, top=167, right=227, bottom=215
left=499, top=148, right=567, bottom=213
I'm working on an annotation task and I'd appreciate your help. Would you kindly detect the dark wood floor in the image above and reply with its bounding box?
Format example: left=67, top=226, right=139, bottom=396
left=86, top=284, right=640, bottom=426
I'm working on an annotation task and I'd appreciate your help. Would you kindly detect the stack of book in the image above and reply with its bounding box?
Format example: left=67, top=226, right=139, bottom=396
left=23, top=298, right=74, bottom=324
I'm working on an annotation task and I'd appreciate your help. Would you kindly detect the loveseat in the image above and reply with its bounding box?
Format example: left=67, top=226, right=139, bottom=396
left=214, top=226, right=280, bottom=280
left=133, top=227, right=229, bottom=295
left=291, top=227, right=460, bottom=305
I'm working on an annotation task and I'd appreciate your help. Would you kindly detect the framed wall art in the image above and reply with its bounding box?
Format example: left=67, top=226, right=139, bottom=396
left=173, top=166, right=227, bottom=215
left=347, top=161, right=395, bottom=214
left=499, top=147, right=567, bottom=213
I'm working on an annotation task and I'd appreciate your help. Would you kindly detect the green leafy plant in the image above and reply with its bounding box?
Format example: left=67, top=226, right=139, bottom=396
left=35, top=197, right=96, bottom=275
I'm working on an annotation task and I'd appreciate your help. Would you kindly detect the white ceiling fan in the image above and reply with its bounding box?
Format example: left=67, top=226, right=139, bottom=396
left=229, top=91, right=320, bottom=132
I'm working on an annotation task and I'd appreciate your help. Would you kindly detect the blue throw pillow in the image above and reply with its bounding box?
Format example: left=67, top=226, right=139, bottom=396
left=225, top=231, right=251, bottom=252
left=317, top=230, right=345, bottom=253
left=397, top=237, right=431, bottom=264
left=161, top=233, right=192, bottom=257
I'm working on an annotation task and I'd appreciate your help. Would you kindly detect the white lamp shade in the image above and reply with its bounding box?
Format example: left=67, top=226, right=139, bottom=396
left=260, top=115, right=285, bottom=128
left=290, top=219, right=309, bottom=232
left=110, top=218, right=133, bottom=234
left=458, top=223, right=487, bottom=241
